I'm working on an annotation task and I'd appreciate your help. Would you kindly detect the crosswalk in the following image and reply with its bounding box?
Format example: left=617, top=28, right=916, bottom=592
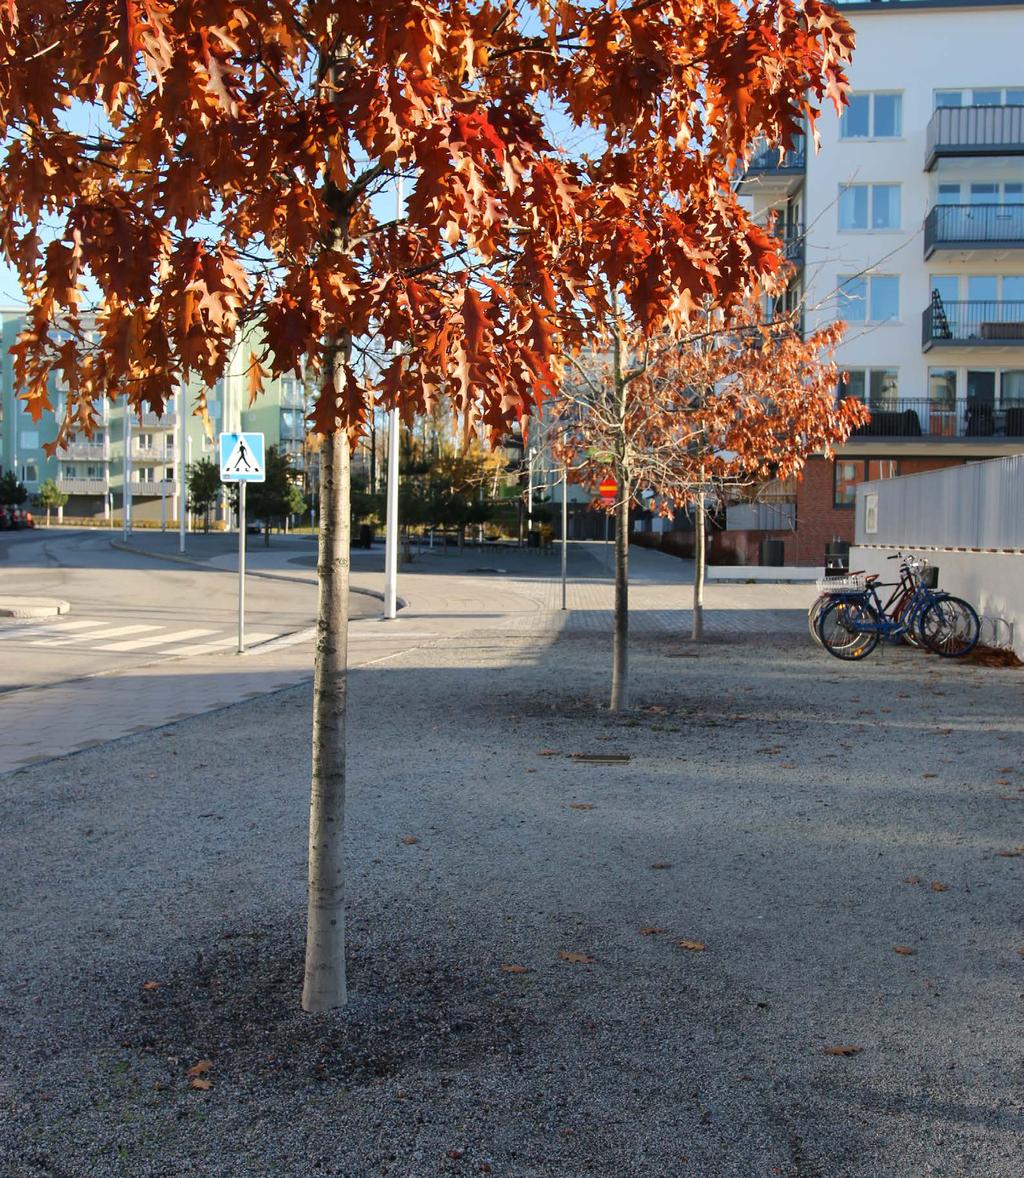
left=0, top=618, right=277, bottom=659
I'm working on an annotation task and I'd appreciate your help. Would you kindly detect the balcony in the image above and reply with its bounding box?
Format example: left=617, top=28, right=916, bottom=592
left=926, top=105, right=1024, bottom=171
left=139, top=411, right=175, bottom=429
left=132, top=445, right=174, bottom=462
left=57, top=477, right=107, bottom=495
left=924, top=204, right=1024, bottom=258
left=922, top=298, right=1024, bottom=350
left=57, top=443, right=107, bottom=461
left=129, top=479, right=173, bottom=496
left=842, top=397, right=1024, bottom=440
left=775, top=224, right=804, bottom=266
left=737, top=136, right=805, bottom=195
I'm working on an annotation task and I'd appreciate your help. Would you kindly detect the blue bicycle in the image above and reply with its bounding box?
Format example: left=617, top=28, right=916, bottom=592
left=817, top=554, right=980, bottom=661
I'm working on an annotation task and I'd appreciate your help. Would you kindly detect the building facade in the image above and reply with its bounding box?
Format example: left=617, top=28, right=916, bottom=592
left=730, top=0, right=1024, bottom=565
left=0, top=316, right=310, bottom=524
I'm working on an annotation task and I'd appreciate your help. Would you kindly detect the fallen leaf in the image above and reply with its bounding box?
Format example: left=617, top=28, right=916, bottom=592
left=538, top=749, right=558, bottom=757
left=186, top=1060, right=213, bottom=1077
left=904, top=875, right=922, bottom=885
left=996, top=847, right=1024, bottom=858
left=639, top=927, right=666, bottom=936
left=569, top=803, right=594, bottom=810
left=649, top=861, right=672, bottom=870
left=893, top=946, right=916, bottom=956
left=401, top=835, right=419, bottom=845
left=922, top=773, right=938, bottom=779
left=823, top=1045, right=863, bottom=1057
left=500, top=964, right=529, bottom=974
left=142, top=981, right=161, bottom=991
left=559, top=951, right=595, bottom=965
left=190, top=1078, right=213, bottom=1090
left=678, top=939, right=707, bottom=952
left=525, top=768, right=537, bottom=774
left=929, top=882, right=948, bottom=892
left=1017, top=947, right=1024, bottom=957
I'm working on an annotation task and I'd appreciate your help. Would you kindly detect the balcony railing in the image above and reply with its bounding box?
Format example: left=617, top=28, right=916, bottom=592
left=138, top=411, right=175, bottom=429
left=925, top=204, right=1024, bottom=256
left=57, top=477, right=107, bottom=494
left=57, top=443, right=107, bottom=461
left=132, top=445, right=173, bottom=462
left=926, top=105, right=1024, bottom=170
left=746, top=135, right=806, bottom=174
left=842, top=397, right=1024, bottom=440
left=922, top=299, right=1024, bottom=348
left=129, top=479, right=172, bottom=496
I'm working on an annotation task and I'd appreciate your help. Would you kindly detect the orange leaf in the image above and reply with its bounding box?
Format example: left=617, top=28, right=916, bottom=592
left=190, top=1078, right=214, bottom=1090
left=501, top=964, right=529, bottom=974
left=904, top=875, right=922, bottom=885
left=537, top=749, right=558, bottom=757
left=929, top=882, right=948, bottom=892
left=823, top=1045, right=863, bottom=1057
left=569, top=803, right=594, bottom=811
left=649, top=861, right=672, bottom=870
left=401, top=835, right=419, bottom=845
left=186, top=1060, right=213, bottom=1077
left=559, top=951, right=595, bottom=965
left=678, top=939, right=707, bottom=952
left=141, top=980, right=161, bottom=991
left=893, top=946, right=916, bottom=956
left=996, top=847, right=1024, bottom=858
left=639, top=927, right=666, bottom=936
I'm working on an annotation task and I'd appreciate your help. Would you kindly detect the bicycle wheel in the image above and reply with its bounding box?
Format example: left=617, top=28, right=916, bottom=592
left=818, top=597, right=880, bottom=661
left=891, top=592, right=923, bottom=647
left=808, top=594, right=830, bottom=645
left=917, top=596, right=980, bottom=657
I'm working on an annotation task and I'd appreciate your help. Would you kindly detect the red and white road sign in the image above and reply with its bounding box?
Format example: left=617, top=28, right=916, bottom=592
left=598, top=477, right=617, bottom=501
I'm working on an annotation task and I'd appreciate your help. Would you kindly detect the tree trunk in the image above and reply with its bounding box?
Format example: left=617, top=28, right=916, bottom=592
left=264, top=520, right=270, bottom=547
left=46, top=506, right=51, bottom=526
left=302, top=427, right=351, bottom=1012
left=692, top=491, right=705, bottom=642
left=610, top=477, right=629, bottom=711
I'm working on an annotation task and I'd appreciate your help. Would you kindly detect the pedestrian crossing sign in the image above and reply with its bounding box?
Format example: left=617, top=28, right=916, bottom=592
left=219, top=432, right=266, bottom=483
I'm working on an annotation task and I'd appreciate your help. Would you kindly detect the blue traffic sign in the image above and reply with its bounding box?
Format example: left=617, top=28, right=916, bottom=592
left=219, top=432, right=265, bottom=483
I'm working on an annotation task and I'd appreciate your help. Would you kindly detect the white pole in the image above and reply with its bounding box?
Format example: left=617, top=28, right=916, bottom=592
left=238, top=481, right=246, bottom=652
left=384, top=173, right=403, bottom=620
left=178, top=386, right=187, bottom=553
left=561, top=465, right=568, bottom=610
left=160, top=478, right=166, bottom=531
left=527, top=447, right=534, bottom=533
left=123, top=405, right=132, bottom=539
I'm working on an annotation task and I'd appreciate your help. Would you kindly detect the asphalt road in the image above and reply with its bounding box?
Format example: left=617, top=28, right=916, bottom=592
left=0, top=528, right=376, bottom=693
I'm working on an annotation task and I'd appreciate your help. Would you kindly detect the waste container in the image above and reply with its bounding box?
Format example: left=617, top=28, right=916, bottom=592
left=824, top=540, right=850, bottom=577
left=759, top=538, right=784, bottom=566
left=527, top=530, right=541, bottom=549
left=358, top=524, right=374, bottom=549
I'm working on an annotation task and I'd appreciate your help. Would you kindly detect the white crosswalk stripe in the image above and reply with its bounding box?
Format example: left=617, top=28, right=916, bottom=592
left=0, top=618, right=283, bottom=658
left=96, top=628, right=220, bottom=652
left=33, top=624, right=159, bottom=646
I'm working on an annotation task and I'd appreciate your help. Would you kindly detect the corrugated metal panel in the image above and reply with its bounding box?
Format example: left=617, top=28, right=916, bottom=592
left=855, top=455, right=1024, bottom=549
left=726, top=502, right=796, bottom=531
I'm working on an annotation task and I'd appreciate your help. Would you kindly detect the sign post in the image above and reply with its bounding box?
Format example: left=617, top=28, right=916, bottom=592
left=219, top=432, right=265, bottom=654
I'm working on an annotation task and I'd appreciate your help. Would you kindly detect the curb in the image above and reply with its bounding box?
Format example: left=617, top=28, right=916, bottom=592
left=108, top=540, right=405, bottom=609
left=0, top=597, right=71, bottom=619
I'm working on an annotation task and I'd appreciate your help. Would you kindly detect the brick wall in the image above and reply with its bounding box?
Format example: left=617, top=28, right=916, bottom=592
left=790, top=455, right=966, bottom=566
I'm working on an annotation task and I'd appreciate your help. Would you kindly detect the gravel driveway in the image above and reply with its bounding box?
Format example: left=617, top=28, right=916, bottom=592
left=1, top=626, right=1022, bottom=1177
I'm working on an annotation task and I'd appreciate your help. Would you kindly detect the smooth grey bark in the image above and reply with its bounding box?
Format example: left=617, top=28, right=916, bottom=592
left=692, top=490, right=706, bottom=642
left=301, top=422, right=352, bottom=1013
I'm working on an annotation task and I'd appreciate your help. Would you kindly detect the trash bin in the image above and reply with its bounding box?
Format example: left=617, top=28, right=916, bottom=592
left=527, top=530, right=541, bottom=549
left=824, top=540, right=849, bottom=577
left=358, top=524, right=373, bottom=549
left=759, top=538, right=784, bottom=566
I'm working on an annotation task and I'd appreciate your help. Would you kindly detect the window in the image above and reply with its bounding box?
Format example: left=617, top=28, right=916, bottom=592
left=838, top=184, right=900, bottom=231
left=20, top=430, right=39, bottom=449
left=935, top=87, right=1024, bottom=108
left=839, top=275, right=899, bottom=323
left=1002, top=370, right=1024, bottom=404
left=841, top=92, right=902, bottom=139
left=834, top=459, right=899, bottom=508
left=21, top=462, right=38, bottom=483
left=928, top=368, right=957, bottom=407
left=840, top=368, right=899, bottom=408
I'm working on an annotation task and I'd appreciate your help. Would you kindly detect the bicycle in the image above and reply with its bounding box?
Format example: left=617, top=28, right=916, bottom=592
left=810, top=554, right=928, bottom=648
left=815, top=553, right=979, bottom=661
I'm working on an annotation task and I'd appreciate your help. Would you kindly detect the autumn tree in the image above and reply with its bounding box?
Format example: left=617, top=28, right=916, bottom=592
left=557, top=303, right=868, bottom=671
left=0, top=0, right=853, bottom=1009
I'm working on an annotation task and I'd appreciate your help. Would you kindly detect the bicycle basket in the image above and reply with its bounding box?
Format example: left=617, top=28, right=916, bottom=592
left=921, top=565, right=939, bottom=589
left=816, top=574, right=867, bottom=593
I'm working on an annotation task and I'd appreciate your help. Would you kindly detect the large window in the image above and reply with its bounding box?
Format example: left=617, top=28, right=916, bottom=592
left=838, top=183, right=901, bottom=231
left=928, top=368, right=957, bottom=406
left=834, top=460, right=899, bottom=508
left=839, top=275, right=899, bottom=323
left=841, top=92, right=902, bottom=139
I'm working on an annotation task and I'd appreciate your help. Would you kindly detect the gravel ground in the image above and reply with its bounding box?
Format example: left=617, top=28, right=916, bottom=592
left=1, top=626, right=1023, bottom=1178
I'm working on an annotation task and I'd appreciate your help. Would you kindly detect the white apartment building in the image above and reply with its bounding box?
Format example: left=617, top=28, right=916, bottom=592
left=734, top=0, right=1024, bottom=565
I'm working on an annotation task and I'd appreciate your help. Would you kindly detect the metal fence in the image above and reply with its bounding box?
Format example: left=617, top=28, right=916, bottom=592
left=855, top=454, right=1024, bottom=549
